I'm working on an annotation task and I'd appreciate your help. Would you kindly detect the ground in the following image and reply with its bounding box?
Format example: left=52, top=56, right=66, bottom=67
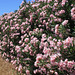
left=0, top=55, right=17, bottom=75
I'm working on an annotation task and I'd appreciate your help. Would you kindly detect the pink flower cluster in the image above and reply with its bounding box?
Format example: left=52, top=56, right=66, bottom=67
left=71, top=7, right=75, bottom=20
left=0, top=0, right=75, bottom=75
left=59, top=59, right=75, bottom=72
left=34, top=36, right=74, bottom=74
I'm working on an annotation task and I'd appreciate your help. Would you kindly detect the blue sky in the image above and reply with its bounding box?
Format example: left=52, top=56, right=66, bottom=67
left=0, top=0, right=31, bottom=16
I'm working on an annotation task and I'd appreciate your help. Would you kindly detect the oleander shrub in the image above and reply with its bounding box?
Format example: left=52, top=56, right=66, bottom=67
left=0, top=0, right=75, bottom=75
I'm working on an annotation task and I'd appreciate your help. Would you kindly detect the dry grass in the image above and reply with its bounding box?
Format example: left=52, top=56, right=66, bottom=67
left=0, top=55, right=18, bottom=75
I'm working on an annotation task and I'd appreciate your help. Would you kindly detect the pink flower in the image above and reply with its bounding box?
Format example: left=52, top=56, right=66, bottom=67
left=59, top=60, right=67, bottom=70
left=61, top=0, right=67, bottom=6
left=63, top=37, right=73, bottom=46
left=64, top=59, right=68, bottom=64
left=59, top=10, right=65, bottom=15
left=55, top=0, right=58, bottom=2
left=67, top=61, right=74, bottom=69
left=20, top=1, right=24, bottom=6
left=12, top=60, right=16, bottom=65
left=47, top=36, right=52, bottom=42
left=26, top=70, right=30, bottom=75
left=63, top=45, right=67, bottom=49
left=6, top=58, right=9, bottom=62
left=55, top=72, right=58, bottom=75
left=34, top=69, right=38, bottom=74
left=15, top=46, right=20, bottom=53
left=43, top=47, right=48, bottom=54
left=18, top=64, right=22, bottom=72
left=55, top=29, right=59, bottom=34
left=50, top=54, right=57, bottom=62
left=40, top=28, right=43, bottom=32
left=50, top=40, right=55, bottom=47
left=57, top=40, right=62, bottom=47
left=62, top=20, right=68, bottom=26
left=34, top=61, right=40, bottom=67
left=72, top=14, right=75, bottom=20
left=24, top=38, right=29, bottom=43
left=10, top=20, right=13, bottom=25
left=41, top=38, right=46, bottom=42
left=44, top=42, right=48, bottom=47
left=41, top=67, right=46, bottom=73
left=55, top=24, right=59, bottom=29
left=47, top=0, right=52, bottom=3
left=36, top=54, right=43, bottom=61
left=21, top=43, right=25, bottom=47
left=71, top=7, right=75, bottom=13
left=21, top=29, right=24, bottom=34
left=42, top=34, right=46, bottom=38
left=50, top=14, right=55, bottom=18
left=19, top=40, right=22, bottom=44
left=59, top=34, right=63, bottom=38
left=54, top=3, right=58, bottom=7
left=43, top=20, right=46, bottom=24
left=32, top=3, right=40, bottom=8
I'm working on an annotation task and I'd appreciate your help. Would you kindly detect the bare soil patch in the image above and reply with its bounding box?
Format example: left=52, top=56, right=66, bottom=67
left=0, top=55, right=17, bottom=75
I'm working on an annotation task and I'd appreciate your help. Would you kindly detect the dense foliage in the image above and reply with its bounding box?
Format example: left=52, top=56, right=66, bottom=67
left=0, top=0, right=75, bottom=75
